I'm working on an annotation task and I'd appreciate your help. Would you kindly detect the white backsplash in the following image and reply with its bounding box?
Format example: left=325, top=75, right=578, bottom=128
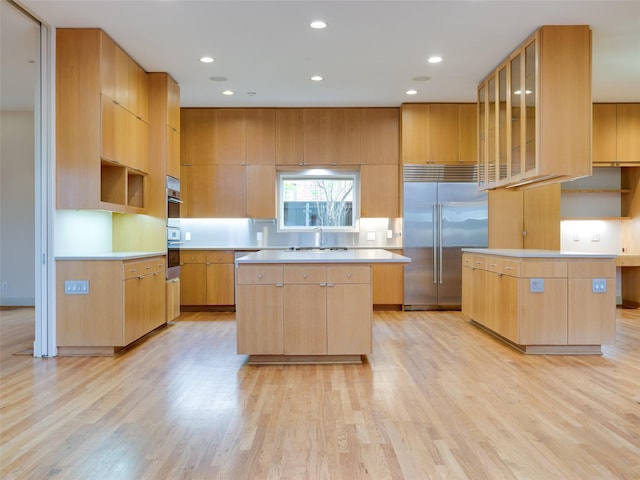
left=176, top=218, right=403, bottom=249
left=55, top=210, right=113, bottom=255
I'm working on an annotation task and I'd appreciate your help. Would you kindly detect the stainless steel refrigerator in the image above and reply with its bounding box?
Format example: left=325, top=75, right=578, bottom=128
left=403, top=165, right=488, bottom=309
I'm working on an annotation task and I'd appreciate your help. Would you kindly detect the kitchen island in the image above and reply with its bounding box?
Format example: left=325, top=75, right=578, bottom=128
left=462, top=249, right=617, bottom=354
left=234, top=249, right=410, bottom=363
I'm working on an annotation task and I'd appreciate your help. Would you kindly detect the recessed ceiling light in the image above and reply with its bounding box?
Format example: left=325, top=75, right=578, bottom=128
left=428, top=56, right=443, bottom=64
left=200, top=56, right=214, bottom=63
left=406, top=89, right=418, bottom=95
left=247, top=92, right=257, bottom=96
left=222, top=90, right=234, bottom=96
left=209, top=76, right=228, bottom=82
left=310, top=75, right=323, bottom=82
left=310, top=20, right=327, bottom=29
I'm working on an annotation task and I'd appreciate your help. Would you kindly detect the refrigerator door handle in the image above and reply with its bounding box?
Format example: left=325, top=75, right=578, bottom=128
left=433, top=203, right=438, bottom=284
left=439, top=203, right=443, bottom=284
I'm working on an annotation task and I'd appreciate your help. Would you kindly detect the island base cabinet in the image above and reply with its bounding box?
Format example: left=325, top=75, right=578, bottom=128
left=235, top=263, right=372, bottom=362
left=462, top=253, right=615, bottom=354
left=236, top=284, right=284, bottom=355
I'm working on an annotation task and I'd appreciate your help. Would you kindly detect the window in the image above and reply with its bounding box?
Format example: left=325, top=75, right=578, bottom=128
left=277, top=170, right=359, bottom=231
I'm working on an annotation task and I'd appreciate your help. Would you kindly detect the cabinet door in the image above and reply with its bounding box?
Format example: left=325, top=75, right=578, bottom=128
left=180, top=263, right=207, bottom=305
left=183, top=165, right=246, bottom=218
left=180, top=108, right=216, bottom=165
left=216, top=109, right=246, bottom=164
left=523, top=184, right=560, bottom=250
left=592, top=104, right=617, bottom=164
left=206, top=264, right=235, bottom=305
left=303, top=109, right=331, bottom=165
left=458, top=104, right=478, bottom=165
left=401, top=104, right=430, bottom=164
left=284, top=285, right=327, bottom=354
left=360, top=164, right=399, bottom=218
left=124, top=276, right=142, bottom=345
left=246, top=165, right=276, bottom=218
left=166, top=278, right=181, bottom=321
left=518, top=278, right=568, bottom=345
left=617, top=103, right=640, bottom=163
left=327, top=283, right=371, bottom=354
left=372, top=263, right=403, bottom=305
left=275, top=109, right=304, bottom=165
left=167, top=76, right=180, bottom=130
left=236, top=284, right=284, bottom=354
left=246, top=109, right=275, bottom=165
left=428, top=104, right=459, bottom=164
left=361, top=108, right=399, bottom=165
left=167, top=125, right=180, bottom=179
left=493, top=273, right=518, bottom=342
left=330, top=109, right=361, bottom=164
left=101, top=95, right=116, bottom=162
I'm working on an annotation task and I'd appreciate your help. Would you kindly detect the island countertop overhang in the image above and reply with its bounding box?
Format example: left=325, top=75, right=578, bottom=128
left=235, top=248, right=411, bottom=266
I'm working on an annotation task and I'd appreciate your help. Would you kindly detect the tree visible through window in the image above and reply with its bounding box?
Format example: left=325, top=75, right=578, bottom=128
left=278, top=172, right=358, bottom=230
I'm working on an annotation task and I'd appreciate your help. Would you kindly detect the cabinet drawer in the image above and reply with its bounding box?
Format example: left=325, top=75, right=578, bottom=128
left=462, top=254, right=475, bottom=268
left=498, top=259, right=520, bottom=277
left=486, top=257, right=500, bottom=273
left=181, top=251, right=206, bottom=264
left=207, top=251, right=234, bottom=264
left=284, top=266, right=326, bottom=284
left=327, top=265, right=370, bottom=284
left=123, top=258, right=163, bottom=279
left=471, top=256, right=487, bottom=270
left=520, top=261, right=566, bottom=278
left=568, top=261, right=615, bottom=278
left=236, top=266, right=283, bottom=285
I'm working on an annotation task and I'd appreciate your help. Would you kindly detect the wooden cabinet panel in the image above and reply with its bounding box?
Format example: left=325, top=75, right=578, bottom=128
left=101, top=95, right=116, bottom=162
left=304, top=109, right=332, bottom=165
left=330, top=109, right=361, bottom=164
left=458, top=104, right=478, bottom=165
left=180, top=263, right=207, bottom=305
left=246, top=109, right=275, bottom=165
left=372, top=263, right=403, bottom=306
left=428, top=104, right=459, bottom=163
left=593, top=104, right=617, bottom=164
left=167, top=76, right=180, bottom=129
left=236, top=284, right=284, bottom=354
left=361, top=108, right=399, bottom=165
left=518, top=278, right=567, bottom=345
left=99, top=31, right=116, bottom=100
left=216, top=109, right=246, bottom=164
left=180, top=108, right=216, bottom=165
left=183, top=165, right=246, bottom=218
left=275, top=109, right=304, bottom=165
left=124, top=271, right=164, bottom=345
left=167, top=125, right=180, bottom=178
left=284, top=284, right=327, bottom=354
left=246, top=165, right=276, bottom=218
left=568, top=278, right=616, bottom=344
left=360, top=164, right=399, bottom=217
left=617, top=103, right=640, bottom=163
left=166, top=278, right=181, bottom=321
left=206, top=264, right=235, bottom=305
left=327, top=283, right=371, bottom=354
left=401, top=104, right=430, bottom=164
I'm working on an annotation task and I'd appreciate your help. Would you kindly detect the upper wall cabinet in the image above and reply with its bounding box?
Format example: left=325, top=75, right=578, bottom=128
left=477, top=25, right=592, bottom=190
left=57, top=29, right=151, bottom=213
left=400, top=103, right=476, bottom=165
left=593, top=103, right=640, bottom=166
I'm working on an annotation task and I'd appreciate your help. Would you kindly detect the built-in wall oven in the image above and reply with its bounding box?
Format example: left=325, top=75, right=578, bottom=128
left=167, top=176, right=182, bottom=280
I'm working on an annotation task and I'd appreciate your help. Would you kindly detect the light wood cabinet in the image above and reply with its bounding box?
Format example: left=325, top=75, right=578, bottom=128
left=360, top=108, right=399, bottom=165
left=236, top=263, right=372, bottom=359
left=478, top=25, right=592, bottom=189
left=57, top=256, right=166, bottom=355
left=181, top=164, right=246, bottom=218
left=180, top=108, right=216, bottom=165
left=275, top=109, right=304, bottom=165
left=401, top=103, right=476, bottom=165
left=303, top=109, right=332, bottom=165
left=372, top=261, right=404, bottom=306
left=592, top=104, right=618, bottom=164
left=246, top=165, right=276, bottom=218
left=149, top=73, right=181, bottom=180
left=462, top=252, right=615, bottom=353
left=246, top=109, right=276, bottom=165
left=57, top=28, right=150, bottom=213
left=617, top=104, right=640, bottom=164
left=593, top=103, right=640, bottom=166
left=179, top=250, right=235, bottom=306
left=488, top=184, right=560, bottom=249
left=166, top=278, right=181, bottom=321
left=360, top=164, right=399, bottom=217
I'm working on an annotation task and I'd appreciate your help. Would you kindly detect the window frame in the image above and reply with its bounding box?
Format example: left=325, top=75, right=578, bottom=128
left=276, top=169, right=360, bottom=232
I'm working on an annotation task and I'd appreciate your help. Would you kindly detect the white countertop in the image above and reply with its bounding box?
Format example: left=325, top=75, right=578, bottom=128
left=462, top=248, right=617, bottom=259
left=235, top=249, right=411, bottom=265
left=56, top=251, right=165, bottom=261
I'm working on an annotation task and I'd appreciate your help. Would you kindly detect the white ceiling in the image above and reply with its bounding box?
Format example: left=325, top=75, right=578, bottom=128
left=5, top=0, right=640, bottom=110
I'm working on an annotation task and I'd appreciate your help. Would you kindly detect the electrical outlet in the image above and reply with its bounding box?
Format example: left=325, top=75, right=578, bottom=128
left=591, top=233, right=600, bottom=242
left=367, top=231, right=376, bottom=241
left=185, top=232, right=191, bottom=241
left=530, top=278, right=544, bottom=293
left=573, top=232, right=580, bottom=242
left=592, top=278, right=607, bottom=293
left=64, top=280, right=89, bottom=295
left=387, top=229, right=393, bottom=239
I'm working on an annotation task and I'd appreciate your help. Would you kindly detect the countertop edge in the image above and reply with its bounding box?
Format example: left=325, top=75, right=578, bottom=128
left=462, top=248, right=618, bottom=259
left=56, top=251, right=166, bottom=261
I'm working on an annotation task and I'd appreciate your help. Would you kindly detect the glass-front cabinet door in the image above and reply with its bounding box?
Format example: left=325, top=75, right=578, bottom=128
left=498, top=66, right=508, bottom=181
left=524, top=40, right=537, bottom=174
left=478, top=85, right=486, bottom=187
left=510, top=53, right=522, bottom=177
left=487, top=75, right=496, bottom=184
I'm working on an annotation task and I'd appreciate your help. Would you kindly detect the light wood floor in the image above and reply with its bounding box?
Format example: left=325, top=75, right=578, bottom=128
left=1, top=307, right=639, bottom=479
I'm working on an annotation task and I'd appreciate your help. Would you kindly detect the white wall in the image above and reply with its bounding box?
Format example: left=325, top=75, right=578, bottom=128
left=0, top=111, right=35, bottom=305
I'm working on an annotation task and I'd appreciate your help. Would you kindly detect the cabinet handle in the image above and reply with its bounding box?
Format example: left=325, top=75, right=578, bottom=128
left=276, top=283, right=284, bottom=287
left=146, top=266, right=152, bottom=269
left=327, top=283, right=335, bottom=287
left=346, top=273, right=352, bottom=279
left=130, top=268, right=137, bottom=273
left=489, top=263, right=496, bottom=267
left=475, top=261, right=482, bottom=265
left=504, top=266, right=512, bottom=270
left=319, top=283, right=327, bottom=287
left=258, top=274, right=263, bottom=279
left=138, top=276, right=144, bottom=279
left=303, top=274, right=308, bottom=279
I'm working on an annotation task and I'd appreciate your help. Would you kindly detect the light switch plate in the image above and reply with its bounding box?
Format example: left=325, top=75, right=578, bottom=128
left=530, top=278, right=544, bottom=293
left=64, top=280, right=89, bottom=295
left=592, top=278, right=607, bottom=293
left=367, top=231, right=376, bottom=241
